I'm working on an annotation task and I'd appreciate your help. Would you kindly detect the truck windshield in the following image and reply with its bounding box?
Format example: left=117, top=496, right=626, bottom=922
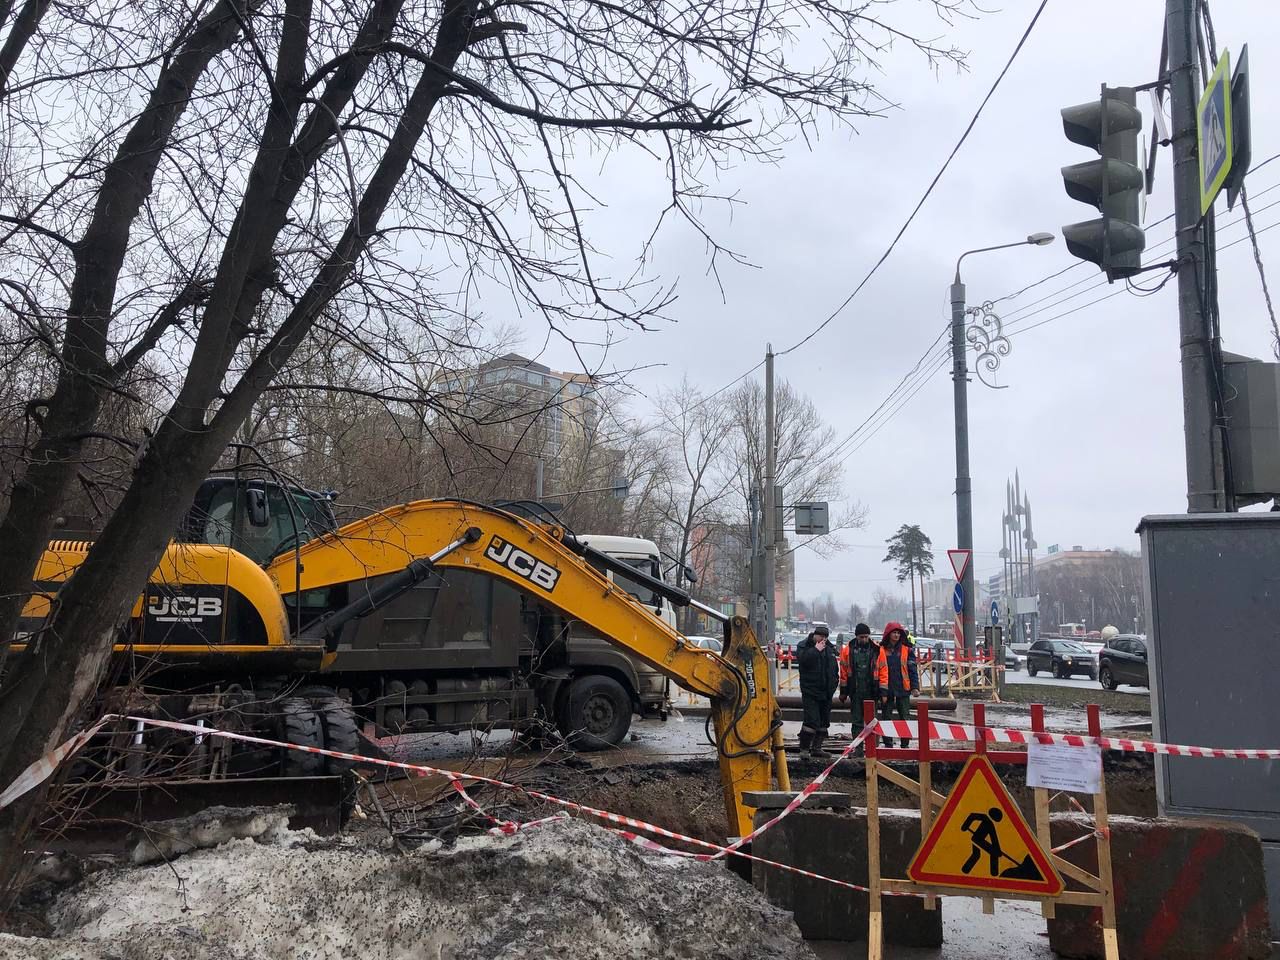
left=613, top=556, right=661, bottom=608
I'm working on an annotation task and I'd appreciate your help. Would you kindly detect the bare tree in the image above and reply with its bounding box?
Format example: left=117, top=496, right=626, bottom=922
left=730, top=378, right=868, bottom=557
left=648, top=378, right=737, bottom=628
left=0, top=0, right=971, bottom=884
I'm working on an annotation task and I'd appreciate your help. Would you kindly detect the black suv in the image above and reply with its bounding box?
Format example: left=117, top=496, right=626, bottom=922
left=1026, top=639, right=1097, bottom=680
left=1098, top=635, right=1148, bottom=690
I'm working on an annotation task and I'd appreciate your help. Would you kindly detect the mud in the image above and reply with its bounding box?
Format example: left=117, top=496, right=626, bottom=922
left=505, top=752, right=1159, bottom=849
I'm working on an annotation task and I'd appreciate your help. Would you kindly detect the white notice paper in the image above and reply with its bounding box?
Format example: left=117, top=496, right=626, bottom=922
left=1026, top=740, right=1102, bottom=795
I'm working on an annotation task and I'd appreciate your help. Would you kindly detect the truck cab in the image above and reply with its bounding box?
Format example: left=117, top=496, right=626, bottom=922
left=571, top=534, right=673, bottom=722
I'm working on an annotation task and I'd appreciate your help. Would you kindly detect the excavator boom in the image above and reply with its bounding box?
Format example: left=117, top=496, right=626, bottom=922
left=267, top=499, right=787, bottom=836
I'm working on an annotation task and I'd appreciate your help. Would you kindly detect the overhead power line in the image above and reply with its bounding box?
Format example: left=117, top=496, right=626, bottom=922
left=773, top=0, right=1050, bottom=359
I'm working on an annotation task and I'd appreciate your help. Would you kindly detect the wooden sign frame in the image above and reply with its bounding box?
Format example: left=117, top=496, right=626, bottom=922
left=861, top=701, right=1118, bottom=960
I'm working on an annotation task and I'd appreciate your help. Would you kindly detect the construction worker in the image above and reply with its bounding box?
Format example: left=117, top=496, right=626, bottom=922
left=875, top=621, right=919, bottom=748
left=837, top=635, right=851, bottom=692
left=797, top=625, right=839, bottom=759
left=840, top=623, right=880, bottom=755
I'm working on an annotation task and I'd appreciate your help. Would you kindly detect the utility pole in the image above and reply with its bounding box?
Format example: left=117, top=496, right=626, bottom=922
left=763, top=346, right=778, bottom=696
left=749, top=489, right=763, bottom=643
left=950, top=280, right=977, bottom=653
left=1166, top=0, right=1228, bottom=512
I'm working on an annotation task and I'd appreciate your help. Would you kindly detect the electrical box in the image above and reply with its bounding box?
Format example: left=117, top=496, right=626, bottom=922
left=1138, top=512, right=1280, bottom=938
left=1222, top=352, right=1280, bottom=506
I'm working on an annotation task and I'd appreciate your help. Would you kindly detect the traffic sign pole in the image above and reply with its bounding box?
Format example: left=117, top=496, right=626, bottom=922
left=1165, top=0, right=1229, bottom=512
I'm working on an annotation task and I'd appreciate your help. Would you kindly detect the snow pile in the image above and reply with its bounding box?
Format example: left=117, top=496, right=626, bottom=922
left=0, top=816, right=813, bottom=960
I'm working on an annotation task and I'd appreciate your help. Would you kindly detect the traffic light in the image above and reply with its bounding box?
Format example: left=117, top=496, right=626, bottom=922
left=1060, top=85, right=1145, bottom=281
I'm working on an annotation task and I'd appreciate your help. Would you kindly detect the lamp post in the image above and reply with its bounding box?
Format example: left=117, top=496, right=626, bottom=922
left=951, top=233, right=1054, bottom=652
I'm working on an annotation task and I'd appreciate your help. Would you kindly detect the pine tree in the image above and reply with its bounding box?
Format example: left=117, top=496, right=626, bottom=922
left=884, top=524, right=935, bottom=633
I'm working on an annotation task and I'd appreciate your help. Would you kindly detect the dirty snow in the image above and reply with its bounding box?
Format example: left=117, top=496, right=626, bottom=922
left=0, top=816, right=813, bottom=960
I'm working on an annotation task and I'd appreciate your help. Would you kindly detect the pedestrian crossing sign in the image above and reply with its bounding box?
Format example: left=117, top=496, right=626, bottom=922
left=907, top=755, right=1063, bottom=896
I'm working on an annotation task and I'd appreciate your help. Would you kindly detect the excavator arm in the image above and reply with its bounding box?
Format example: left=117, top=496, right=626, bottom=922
left=266, top=499, right=789, bottom=838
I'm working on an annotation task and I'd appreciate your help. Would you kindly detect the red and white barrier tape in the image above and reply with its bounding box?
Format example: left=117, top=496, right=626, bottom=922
left=0, top=717, right=112, bottom=809
left=873, top=719, right=1280, bottom=760
left=713, top=721, right=878, bottom=859
left=3, top=712, right=1278, bottom=898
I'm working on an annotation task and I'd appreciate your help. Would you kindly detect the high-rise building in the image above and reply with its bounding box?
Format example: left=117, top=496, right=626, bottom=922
left=437, top=353, right=601, bottom=494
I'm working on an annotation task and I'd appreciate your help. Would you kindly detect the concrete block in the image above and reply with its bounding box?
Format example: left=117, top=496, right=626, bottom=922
left=743, top=791, right=851, bottom=811
left=751, top=806, right=942, bottom=947
left=1048, top=814, right=1272, bottom=960
left=1263, top=840, right=1280, bottom=941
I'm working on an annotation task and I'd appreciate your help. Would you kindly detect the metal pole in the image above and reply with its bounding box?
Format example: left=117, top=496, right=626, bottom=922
left=764, top=345, right=778, bottom=696
left=1166, top=0, right=1227, bottom=512
left=535, top=458, right=544, bottom=500
left=951, top=278, right=976, bottom=653
left=749, top=489, right=764, bottom=645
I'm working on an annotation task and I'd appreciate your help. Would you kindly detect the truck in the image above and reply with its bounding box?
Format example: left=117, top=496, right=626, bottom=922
left=19, top=479, right=787, bottom=837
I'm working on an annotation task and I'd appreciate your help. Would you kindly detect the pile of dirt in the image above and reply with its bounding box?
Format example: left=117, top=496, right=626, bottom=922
left=0, top=816, right=812, bottom=960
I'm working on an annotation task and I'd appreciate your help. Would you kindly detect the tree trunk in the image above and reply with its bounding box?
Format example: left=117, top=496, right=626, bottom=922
left=0, top=0, right=255, bottom=677
left=0, top=0, right=475, bottom=891
left=909, top=572, right=917, bottom=634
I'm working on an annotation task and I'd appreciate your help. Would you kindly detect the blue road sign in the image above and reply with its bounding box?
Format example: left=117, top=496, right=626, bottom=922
left=1199, top=50, right=1233, bottom=214
left=990, top=601, right=999, bottom=626
left=952, top=584, right=964, bottom=615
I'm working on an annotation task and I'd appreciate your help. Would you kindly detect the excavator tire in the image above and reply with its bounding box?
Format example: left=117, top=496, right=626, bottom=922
left=561, top=675, right=631, bottom=751
left=279, top=698, right=325, bottom=777
left=315, top=698, right=361, bottom=774
left=293, top=685, right=365, bottom=773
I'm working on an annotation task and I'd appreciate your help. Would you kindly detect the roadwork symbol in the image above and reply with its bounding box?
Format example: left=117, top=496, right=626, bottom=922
left=907, top=755, right=1064, bottom=896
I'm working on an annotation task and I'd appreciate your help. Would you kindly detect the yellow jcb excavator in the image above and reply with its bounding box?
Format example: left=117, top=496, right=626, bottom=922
left=20, top=489, right=789, bottom=837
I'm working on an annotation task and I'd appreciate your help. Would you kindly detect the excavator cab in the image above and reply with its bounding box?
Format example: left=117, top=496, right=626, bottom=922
left=181, top=475, right=338, bottom=566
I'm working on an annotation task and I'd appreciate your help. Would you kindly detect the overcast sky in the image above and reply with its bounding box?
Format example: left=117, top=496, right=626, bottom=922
left=508, top=2, right=1280, bottom=608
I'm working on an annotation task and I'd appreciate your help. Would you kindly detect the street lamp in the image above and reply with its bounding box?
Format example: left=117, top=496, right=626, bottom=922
left=951, top=233, right=1054, bottom=653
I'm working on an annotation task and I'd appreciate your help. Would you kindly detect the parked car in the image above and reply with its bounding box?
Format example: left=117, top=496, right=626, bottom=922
left=1098, top=635, right=1148, bottom=690
left=1026, top=639, right=1098, bottom=680
left=1004, top=647, right=1025, bottom=673
left=687, top=635, right=723, bottom=654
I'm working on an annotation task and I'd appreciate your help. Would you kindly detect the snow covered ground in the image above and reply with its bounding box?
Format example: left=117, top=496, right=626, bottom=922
left=1, top=815, right=813, bottom=960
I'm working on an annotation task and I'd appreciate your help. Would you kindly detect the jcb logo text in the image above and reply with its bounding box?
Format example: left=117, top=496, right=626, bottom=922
left=484, top=536, right=560, bottom=592
left=147, top=595, right=223, bottom=621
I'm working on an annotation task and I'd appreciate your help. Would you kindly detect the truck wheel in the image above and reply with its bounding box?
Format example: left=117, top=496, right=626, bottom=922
left=384, top=680, right=407, bottom=734
left=561, top=675, right=631, bottom=750
left=407, top=679, right=431, bottom=728
left=279, top=698, right=325, bottom=777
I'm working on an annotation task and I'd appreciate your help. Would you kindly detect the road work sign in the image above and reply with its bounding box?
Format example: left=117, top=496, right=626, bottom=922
left=1199, top=50, right=1233, bottom=214
left=907, top=755, right=1063, bottom=896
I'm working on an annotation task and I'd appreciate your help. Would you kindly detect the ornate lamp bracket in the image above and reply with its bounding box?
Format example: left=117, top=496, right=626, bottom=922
left=965, top=300, right=1012, bottom=389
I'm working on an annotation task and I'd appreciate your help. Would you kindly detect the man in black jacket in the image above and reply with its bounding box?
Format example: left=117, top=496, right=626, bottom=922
left=797, top=624, right=839, bottom=758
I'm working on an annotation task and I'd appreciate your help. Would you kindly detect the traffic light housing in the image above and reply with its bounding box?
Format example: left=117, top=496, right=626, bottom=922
left=1060, top=85, right=1145, bottom=281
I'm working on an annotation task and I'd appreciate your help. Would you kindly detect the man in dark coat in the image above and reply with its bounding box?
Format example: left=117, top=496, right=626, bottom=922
left=796, top=624, right=839, bottom=758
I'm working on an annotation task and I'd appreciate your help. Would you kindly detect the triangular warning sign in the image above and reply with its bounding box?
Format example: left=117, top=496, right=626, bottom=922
left=947, top=549, right=971, bottom=582
left=907, top=755, right=1063, bottom=896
